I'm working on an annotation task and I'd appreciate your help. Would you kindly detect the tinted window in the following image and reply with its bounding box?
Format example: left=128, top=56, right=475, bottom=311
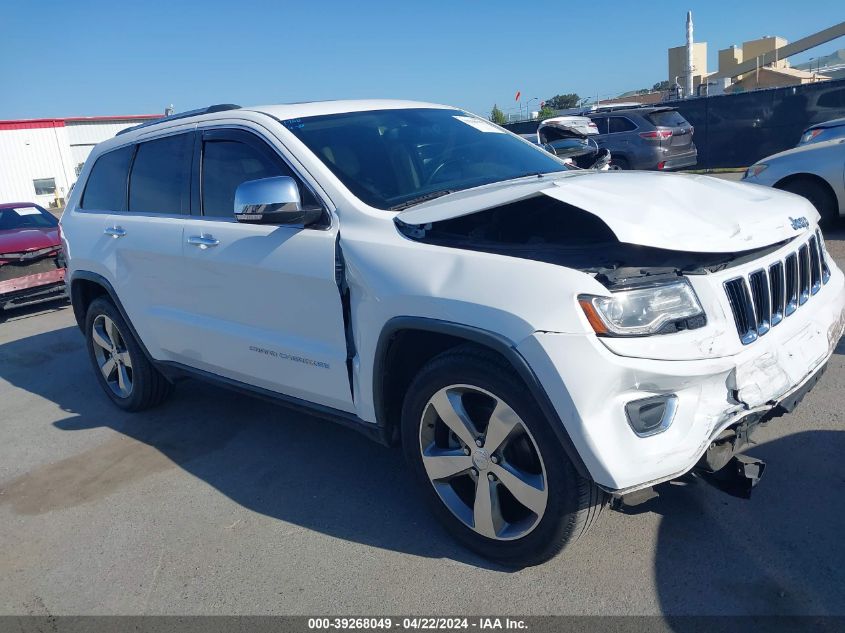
left=0, top=205, right=58, bottom=230
left=817, top=88, right=845, bottom=109
left=283, top=108, right=568, bottom=210
left=646, top=110, right=687, bottom=127
left=81, top=145, right=134, bottom=211
left=129, top=134, right=192, bottom=214
left=609, top=117, right=637, bottom=133
left=591, top=117, right=609, bottom=134
left=202, top=140, right=287, bottom=217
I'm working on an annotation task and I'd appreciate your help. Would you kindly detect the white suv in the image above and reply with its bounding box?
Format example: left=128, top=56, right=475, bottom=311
left=61, top=101, right=845, bottom=566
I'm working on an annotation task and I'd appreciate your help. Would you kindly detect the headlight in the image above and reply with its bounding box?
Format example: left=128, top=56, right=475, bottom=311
left=578, top=280, right=705, bottom=336
left=744, top=163, right=768, bottom=179
left=800, top=129, right=823, bottom=145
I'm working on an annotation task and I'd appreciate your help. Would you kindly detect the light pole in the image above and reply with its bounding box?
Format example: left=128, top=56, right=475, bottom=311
left=525, top=97, right=538, bottom=119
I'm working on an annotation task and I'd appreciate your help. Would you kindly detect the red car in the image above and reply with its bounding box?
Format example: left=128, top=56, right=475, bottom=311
left=0, top=202, right=66, bottom=313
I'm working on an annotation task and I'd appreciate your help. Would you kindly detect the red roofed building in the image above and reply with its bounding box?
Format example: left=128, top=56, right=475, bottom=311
left=0, top=114, right=162, bottom=207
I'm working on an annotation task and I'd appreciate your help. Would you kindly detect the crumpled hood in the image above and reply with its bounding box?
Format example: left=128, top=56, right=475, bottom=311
left=397, top=171, right=818, bottom=253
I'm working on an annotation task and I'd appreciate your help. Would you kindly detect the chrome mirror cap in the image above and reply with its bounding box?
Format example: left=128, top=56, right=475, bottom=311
left=234, top=176, right=302, bottom=223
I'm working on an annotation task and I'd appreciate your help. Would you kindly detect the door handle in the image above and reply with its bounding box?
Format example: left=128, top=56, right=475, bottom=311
left=187, top=234, right=220, bottom=249
left=104, top=226, right=126, bottom=238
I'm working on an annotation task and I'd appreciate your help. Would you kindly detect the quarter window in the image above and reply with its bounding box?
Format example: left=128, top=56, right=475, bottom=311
left=81, top=145, right=134, bottom=211
left=128, top=134, right=192, bottom=214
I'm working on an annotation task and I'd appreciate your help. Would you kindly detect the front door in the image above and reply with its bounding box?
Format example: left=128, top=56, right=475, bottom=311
left=171, top=128, right=354, bottom=412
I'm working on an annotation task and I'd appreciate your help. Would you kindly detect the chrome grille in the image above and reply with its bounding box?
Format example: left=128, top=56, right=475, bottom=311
left=724, top=234, right=831, bottom=345
left=798, top=243, right=810, bottom=305
left=769, top=261, right=784, bottom=327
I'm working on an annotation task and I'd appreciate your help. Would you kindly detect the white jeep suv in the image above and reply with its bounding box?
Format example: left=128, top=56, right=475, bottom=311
left=61, top=101, right=845, bottom=566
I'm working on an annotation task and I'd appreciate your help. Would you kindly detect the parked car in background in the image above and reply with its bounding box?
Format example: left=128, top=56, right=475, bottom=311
left=797, top=117, right=845, bottom=146
left=0, top=203, right=66, bottom=314
left=585, top=106, right=697, bottom=171
left=537, top=116, right=598, bottom=139
left=743, top=138, right=844, bottom=225
left=531, top=116, right=607, bottom=169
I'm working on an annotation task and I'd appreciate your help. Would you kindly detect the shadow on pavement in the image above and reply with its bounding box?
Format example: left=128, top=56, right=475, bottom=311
left=0, top=297, right=69, bottom=323
left=3, top=320, right=845, bottom=591
left=648, top=429, right=845, bottom=616
left=0, top=324, right=502, bottom=569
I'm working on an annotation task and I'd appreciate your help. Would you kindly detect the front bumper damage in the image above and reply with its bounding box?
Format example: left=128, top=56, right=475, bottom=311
left=516, top=268, right=845, bottom=493
left=0, top=268, right=66, bottom=309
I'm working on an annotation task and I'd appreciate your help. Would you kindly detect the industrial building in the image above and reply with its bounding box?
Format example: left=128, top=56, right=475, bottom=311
left=0, top=114, right=162, bottom=208
left=667, top=15, right=842, bottom=96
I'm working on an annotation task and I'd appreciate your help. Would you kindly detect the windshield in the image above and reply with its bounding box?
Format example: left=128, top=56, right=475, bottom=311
left=0, top=205, right=58, bottom=231
left=282, top=108, right=568, bottom=210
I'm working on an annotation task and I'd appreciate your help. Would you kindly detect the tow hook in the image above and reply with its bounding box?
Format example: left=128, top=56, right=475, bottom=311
left=698, top=454, right=766, bottom=499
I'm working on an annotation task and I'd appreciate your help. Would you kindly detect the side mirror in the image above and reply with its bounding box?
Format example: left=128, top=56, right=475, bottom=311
left=234, top=176, right=323, bottom=226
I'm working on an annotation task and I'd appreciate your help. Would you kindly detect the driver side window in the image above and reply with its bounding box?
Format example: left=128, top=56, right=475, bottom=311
left=201, top=136, right=317, bottom=218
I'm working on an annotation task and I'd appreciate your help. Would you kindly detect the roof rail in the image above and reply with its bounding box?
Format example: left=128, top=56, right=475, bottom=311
left=115, top=104, right=241, bottom=136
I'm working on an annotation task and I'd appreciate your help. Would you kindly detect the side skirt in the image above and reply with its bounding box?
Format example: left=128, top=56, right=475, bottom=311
left=155, top=360, right=391, bottom=446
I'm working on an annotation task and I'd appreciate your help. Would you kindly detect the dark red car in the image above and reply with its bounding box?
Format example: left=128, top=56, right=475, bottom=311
left=0, top=203, right=66, bottom=313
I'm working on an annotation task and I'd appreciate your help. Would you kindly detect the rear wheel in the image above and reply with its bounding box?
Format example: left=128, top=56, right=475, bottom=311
left=401, top=345, right=605, bottom=567
left=85, top=297, right=173, bottom=411
left=776, top=177, right=838, bottom=226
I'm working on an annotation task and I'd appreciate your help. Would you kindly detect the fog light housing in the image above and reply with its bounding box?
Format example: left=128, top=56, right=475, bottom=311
left=625, top=394, right=678, bottom=437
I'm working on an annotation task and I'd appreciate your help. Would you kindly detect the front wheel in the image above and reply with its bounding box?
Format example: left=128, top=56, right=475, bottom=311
left=401, top=345, right=604, bottom=567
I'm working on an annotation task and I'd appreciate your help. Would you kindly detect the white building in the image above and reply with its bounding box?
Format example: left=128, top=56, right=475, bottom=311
left=0, top=114, right=162, bottom=208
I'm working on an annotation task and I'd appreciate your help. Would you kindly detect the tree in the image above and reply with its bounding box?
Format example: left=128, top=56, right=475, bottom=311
left=544, top=93, right=580, bottom=110
left=652, top=80, right=671, bottom=92
left=489, top=104, right=507, bottom=125
left=537, top=106, right=557, bottom=120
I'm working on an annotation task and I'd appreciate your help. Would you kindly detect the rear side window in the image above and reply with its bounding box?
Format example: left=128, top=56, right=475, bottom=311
left=81, top=145, right=134, bottom=211
left=646, top=110, right=687, bottom=127
left=608, top=117, right=637, bottom=133
left=129, top=134, right=192, bottom=214
left=201, top=139, right=316, bottom=217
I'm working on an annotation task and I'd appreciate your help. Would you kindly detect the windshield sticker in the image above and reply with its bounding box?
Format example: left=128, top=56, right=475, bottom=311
left=453, top=116, right=505, bottom=133
left=14, top=207, right=42, bottom=216
left=282, top=118, right=305, bottom=130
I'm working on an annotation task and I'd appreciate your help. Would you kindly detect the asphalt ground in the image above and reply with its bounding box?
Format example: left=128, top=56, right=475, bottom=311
left=1, top=202, right=844, bottom=617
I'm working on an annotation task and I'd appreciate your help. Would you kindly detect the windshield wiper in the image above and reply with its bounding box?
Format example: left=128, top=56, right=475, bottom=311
left=388, top=190, right=455, bottom=211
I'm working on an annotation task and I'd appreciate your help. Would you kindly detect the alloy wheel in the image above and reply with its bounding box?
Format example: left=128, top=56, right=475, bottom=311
left=91, top=314, right=133, bottom=398
left=418, top=384, right=548, bottom=540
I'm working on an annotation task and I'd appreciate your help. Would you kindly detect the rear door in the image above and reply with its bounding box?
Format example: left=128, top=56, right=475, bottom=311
left=607, top=116, right=638, bottom=157
left=107, top=131, right=193, bottom=360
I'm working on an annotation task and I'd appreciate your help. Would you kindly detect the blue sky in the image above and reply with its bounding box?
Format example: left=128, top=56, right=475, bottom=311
left=1, top=0, right=842, bottom=120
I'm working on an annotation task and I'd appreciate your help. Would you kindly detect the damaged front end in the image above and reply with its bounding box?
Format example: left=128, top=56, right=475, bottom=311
left=395, top=180, right=845, bottom=502
left=395, top=194, right=786, bottom=289
left=0, top=246, right=66, bottom=309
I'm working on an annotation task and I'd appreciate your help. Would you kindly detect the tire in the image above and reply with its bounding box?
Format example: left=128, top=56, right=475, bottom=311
left=608, top=157, right=629, bottom=171
left=84, top=296, right=173, bottom=411
left=776, top=178, right=838, bottom=226
left=400, top=345, right=605, bottom=567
